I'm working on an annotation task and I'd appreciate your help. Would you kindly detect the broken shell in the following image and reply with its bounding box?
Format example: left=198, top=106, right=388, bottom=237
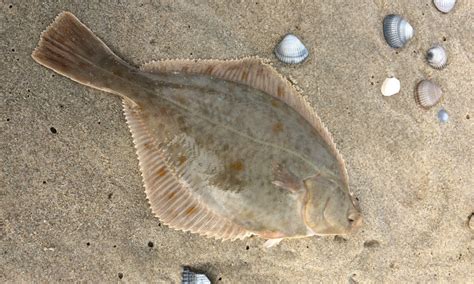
left=416, top=80, right=443, bottom=109
left=274, top=34, right=309, bottom=64
left=381, top=77, right=401, bottom=96
left=437, top=108, right=449, bottom=123
left=383, top=14, right=414, bottom=48
left=427, top=45, right=447, bottom=69
left=433, top=0, right=456, bottom=13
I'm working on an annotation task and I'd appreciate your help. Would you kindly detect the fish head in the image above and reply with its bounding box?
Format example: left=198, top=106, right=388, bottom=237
left=302, top=173, right=362, bottom=236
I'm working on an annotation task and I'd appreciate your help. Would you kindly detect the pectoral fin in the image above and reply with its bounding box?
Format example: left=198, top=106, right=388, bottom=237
left=263, top=238, right=283, bottom=248
left=272, top=163, right=303, bottom=193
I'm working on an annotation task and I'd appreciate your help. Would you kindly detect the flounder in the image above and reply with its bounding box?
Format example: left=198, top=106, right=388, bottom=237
left=32, top=12, right=362, bottom=247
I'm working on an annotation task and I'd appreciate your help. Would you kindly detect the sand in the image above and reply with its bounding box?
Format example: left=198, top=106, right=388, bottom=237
left=1, top=1, right=473, bottom=282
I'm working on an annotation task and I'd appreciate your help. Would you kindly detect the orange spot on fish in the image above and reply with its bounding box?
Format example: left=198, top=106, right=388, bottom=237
left=167, top=192, right=176, bottom=200
left=178, top=155, right=187, bottom=165
left=144, top=142, right=152, bottom=149
left=230, top=160, right=244, bottom=172
left=271, top=99, right=280, bottom=108
left=277, top=85, right=285, bottom=97
left=272, top=122, right=284, bottom=133
left=157, top=166, right=167, bottom=177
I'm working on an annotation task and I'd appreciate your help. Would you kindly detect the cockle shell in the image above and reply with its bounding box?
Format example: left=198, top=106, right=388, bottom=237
left=383, top=14, right=414, bottom=48
left=381, top=77, right=401, bottom=96
left=433, top=0, right=456, bottom=13
left=32, top=12, right=362, bottom=247
left=426, top=45, right=447, bottom=69
left=182, top=267, right=211, bottom=284
left=274, top=34, right=309, bottom=64
left=416, top=80, right=443, bottom=108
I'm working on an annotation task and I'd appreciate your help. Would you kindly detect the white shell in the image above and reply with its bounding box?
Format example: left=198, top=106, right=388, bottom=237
left=426, top=45, right=447, bottom=69
left=433, top=0, right=456, bottom=13
left=274, top=34, right=309, bottom=64
left=416, top=80, right=443, bottom=108
left=381, top=77, right=401, bottom=96
left=383, top=14, right=414, bottom=48
left=437, top=108, right=449, bottom=123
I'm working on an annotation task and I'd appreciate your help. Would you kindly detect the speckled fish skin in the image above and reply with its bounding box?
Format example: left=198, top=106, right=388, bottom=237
left=32, top=12, right=362, bottom=245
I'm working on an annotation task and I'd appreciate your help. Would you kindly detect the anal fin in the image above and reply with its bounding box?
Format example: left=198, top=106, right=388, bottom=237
left=123, top=100, right=252, bottom=241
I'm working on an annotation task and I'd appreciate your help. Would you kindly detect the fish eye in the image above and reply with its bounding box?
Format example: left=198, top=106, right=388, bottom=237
left=347, top=212, right=360, bottom=225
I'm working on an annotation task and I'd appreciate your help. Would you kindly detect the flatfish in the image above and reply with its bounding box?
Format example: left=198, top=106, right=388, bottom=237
left=32, top=12, right=362, bottom=247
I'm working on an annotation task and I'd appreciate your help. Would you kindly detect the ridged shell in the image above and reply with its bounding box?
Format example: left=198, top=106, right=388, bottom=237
left=433, top=0, right=456, bottom=13
left=383, top=14, right=414, bottom=48
left=381, top=77, right=400, bottom=97
left=426, top=45, right=447, bottom=69
left=437, top=108, right=449, bottom=123
left=274, top=34, right=309, bottom=64
left=182, top=267, right=211, bottom=284
left=416, top=80, right=443, bottom=108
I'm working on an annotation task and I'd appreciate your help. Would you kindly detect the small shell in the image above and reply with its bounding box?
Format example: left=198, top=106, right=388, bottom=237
left=381, top=77, right=401, bottom=96
left=427, top=45, right=447, bottom=69
left=416, top=80, right=443, bottom=109
left=274, top=34, right=309, bottom=64
left=182, top=267, right=211, bottom=284
left=468, top=213, right=474, bottom=231
left=433, top=0, right=456, bottom=13
left=383, top=14, right=414, bottom=48
left=437, top=108, right=449, bottom=123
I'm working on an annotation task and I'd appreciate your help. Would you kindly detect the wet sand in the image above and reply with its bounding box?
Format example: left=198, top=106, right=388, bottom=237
left=1, top=1, right=473, bottom=282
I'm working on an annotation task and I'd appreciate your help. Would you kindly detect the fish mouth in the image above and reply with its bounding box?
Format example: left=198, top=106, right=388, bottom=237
left=320, top=197, right=360, bottom=235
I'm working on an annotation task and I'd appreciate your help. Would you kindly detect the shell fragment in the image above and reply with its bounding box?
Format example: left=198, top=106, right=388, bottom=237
left=381, top=77, right=401, bottom=96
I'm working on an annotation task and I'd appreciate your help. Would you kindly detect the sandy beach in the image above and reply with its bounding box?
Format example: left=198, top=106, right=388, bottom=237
left=1, top=1, right=473, bottom=282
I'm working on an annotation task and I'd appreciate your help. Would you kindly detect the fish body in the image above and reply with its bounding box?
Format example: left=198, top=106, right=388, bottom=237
left=32, top=12, right=362, bottom=246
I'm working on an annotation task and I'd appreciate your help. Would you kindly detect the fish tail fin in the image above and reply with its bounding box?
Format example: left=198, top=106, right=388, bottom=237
left=32, top=12, right=134, bottom=95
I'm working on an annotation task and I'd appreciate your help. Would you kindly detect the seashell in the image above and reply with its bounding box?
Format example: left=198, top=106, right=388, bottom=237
left=274, top=34, right=309, bottom=64
left=468, top=213, right=474, bottom=231
left=182, top=267, right=211, bottom=284
left=383, top=14, right=414, bottom=48
left=437, top=108, right=449, bottom=123
left=426, top=45, right=447, bottom=69
left=416, top=80, right=443, bottom=108
left=381, top=77, right=401, bottom=96
left=433, top=0, right=456, bottom=13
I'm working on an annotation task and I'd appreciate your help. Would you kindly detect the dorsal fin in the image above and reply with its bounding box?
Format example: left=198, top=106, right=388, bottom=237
left=123, top=100, right=252, bottom=241
left=141, top=58, right=350, bottom=192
